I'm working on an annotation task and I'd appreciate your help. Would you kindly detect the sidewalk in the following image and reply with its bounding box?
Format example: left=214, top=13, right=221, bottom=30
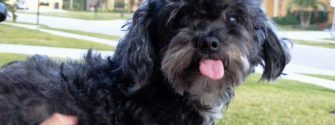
left=279, top=31, right=335, bottom=43
left=255, top=66, right=335, bottom=90
left=0, top=44, right=114, bottom=59
left=282, top=74, right=335, bottom=90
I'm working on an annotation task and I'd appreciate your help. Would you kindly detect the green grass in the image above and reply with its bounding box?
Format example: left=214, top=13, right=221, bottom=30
left=278, top=26, right=304, bottom=31
left=277, top=25, right=324, bottom=31
left=294, top=40, right=335, bottom=49
left=0, top=24, right=114, bottom=50
left=0, top=53, right=27, bottom=66
left=217, top=75, right=335, bottom=125
left=19, top=11, right=133, bottom=20
left=323, top=38, right=335, bottom=41
left=302, top=74, right=335, bottom=81
left=40, top=25, right=121, bottom=41
left=0, top=53, right=78, bottom=67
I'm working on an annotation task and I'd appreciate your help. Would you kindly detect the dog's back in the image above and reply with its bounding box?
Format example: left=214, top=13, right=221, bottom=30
left=0, top=55, right=83, bottom=124
left=0, top=54, right=207, bottom=125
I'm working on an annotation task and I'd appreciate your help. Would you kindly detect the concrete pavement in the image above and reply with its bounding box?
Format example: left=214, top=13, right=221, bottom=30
left=280, top=31, right=335, bottom=43
left=282, top=74, right=335, bottom=90
left=255, top=64, right=335, bottom=90
left=0, top=43, right=114, bottom=59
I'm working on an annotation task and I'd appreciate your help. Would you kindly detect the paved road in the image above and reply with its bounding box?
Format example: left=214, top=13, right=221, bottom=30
left=290, top=45, right=335, bottom=71
left=14, top=13, right=127, bottom=36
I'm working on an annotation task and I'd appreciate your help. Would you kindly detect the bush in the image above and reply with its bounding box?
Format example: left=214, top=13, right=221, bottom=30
left=73, top=0, right=86, bottom=11
left=310, top=10, right=328, bottom=24
left=114, top=2, right=126, bottom=9
left=272, top=14, right=299, bottom=26
left=273, top=10, right=329, bottom=26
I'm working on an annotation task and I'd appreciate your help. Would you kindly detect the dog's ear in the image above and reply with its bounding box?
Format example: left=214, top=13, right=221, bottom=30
left=261, top=28, right=290, bottom=80
left=113, top=1, right=160, bottom=92
left=258, top=22, right=291, bottom=80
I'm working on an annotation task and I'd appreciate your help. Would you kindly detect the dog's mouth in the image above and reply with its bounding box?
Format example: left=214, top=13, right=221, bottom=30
left=199, top=59, right=224, bottom=80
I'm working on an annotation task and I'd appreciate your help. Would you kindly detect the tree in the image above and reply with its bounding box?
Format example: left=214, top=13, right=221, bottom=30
left=288, top=0, right=326, bottom=29
left=115, top=1, right=125, bottom=18
left=128, top=0, right=135, bottom=12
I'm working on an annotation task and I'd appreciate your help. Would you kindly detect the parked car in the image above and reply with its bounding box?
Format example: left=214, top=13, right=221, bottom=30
left=0, top=3, right=7, bottom=22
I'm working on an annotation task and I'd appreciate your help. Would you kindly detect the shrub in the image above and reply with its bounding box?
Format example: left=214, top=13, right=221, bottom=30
left=114, top=2, right=126, bottom=10
left=273, top=10, right=329, bottom=26
left=272, top=14, right=299, bottom=26
left=310, top=10, right=328, bottom=24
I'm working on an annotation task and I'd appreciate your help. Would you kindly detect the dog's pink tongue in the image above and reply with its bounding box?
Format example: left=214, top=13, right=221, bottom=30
left=199, top=60, right=224, bottom=80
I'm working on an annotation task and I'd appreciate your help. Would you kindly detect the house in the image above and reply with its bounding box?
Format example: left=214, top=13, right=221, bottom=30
left=89, top=0, right=142, bottom=11
left=263, top=0, right=333, bottom=23
left=11, top=0, right=63, bottom=11
left=263, top=0, right=334, bottom=24
left=66, top=0, right=142, bottom=11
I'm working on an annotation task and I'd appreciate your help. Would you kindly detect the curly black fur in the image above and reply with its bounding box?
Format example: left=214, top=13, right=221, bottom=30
left=0, top=0, right=290, bottom=125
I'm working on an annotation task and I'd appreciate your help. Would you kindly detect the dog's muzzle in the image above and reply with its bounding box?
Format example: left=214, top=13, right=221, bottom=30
left=194, top=36, right=225, bottom=80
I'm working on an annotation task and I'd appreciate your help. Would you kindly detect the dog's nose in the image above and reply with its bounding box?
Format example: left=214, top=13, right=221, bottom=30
left=198, top=37, right=220, bottom=54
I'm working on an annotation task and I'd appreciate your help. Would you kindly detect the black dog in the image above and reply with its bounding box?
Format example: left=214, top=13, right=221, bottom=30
left=0, top=0, right=290, bottom=124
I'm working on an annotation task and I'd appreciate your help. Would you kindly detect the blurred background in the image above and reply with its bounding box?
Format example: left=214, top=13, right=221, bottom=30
left=0, top=0, right=334, bottom=125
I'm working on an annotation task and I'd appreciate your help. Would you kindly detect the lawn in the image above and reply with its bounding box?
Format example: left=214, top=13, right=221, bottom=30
left=302, top=74, right=335, bottom=81
left=278, top=26, right=304, bottom=31
left=217, top=75, right=335, bottom=125
left=0, top=53, right=27, bottom=66
left=20, top=11, right=133, bottom=20
left=294, top=40, right=335, bottom=49
left=40, top=25, right=121, bottom=41
left=0, top=24, right=115, bottom=50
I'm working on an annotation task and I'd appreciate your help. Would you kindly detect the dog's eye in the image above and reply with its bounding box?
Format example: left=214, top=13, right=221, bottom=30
left=228, top=17, right=237, bottom=23
left=224, top=13, right=240, bottom=24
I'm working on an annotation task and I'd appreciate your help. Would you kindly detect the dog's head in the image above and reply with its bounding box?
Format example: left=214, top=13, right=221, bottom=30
left=114, top=0, right=290, bottom=99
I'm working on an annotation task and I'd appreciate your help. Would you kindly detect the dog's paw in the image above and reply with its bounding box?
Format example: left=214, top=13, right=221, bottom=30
left=41, top=113, right=77, bottom=125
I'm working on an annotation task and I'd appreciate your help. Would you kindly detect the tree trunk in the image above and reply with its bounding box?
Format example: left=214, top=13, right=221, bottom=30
left=69, top=0, right=73, bottom=10
left=121, top=8, right=124, bottom=18
left=299, top=11, right=312, bottom=29
left=128, top=0, right=135, bottom=12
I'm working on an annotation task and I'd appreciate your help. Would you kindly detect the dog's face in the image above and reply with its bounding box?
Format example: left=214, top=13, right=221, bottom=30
left=161, top=0, right=256, bottom=96
left=115, top=0, right=290, bottom=103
